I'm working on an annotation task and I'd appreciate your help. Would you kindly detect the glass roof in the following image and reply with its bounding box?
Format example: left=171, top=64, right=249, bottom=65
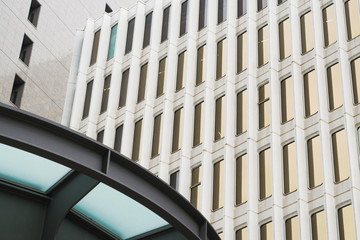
left=74, top=183, right=169, bottom=239
left=0, top=143, right=71, bottom=192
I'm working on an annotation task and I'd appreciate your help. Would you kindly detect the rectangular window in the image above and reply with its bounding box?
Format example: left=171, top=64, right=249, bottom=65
left=199, top=0, right=207, bottom=30
left=311, top=211, right=326, bottom=240
left=258, top=0, right=267, bottom=11
left=237, top=89, right=247, bottom=134
left=323, top=4, right=337, bottom=47
left=96, top=130, right=104, bottom=143
left=143, top=12, right=152, bottom=48
left=236, top=227, right=247, bottom=240
left=193, top=102, right=204, bottom=147
left=304, top=70, right=318, bottom=117
left=236, top=154, right=247, bottom=205
left=108, top=24, right=118, bottom=60
left=351, top=57, right=360, bottom=104
left=238, top=0, right=247, bottom=17
left=82, top=80, right=93, bottom=119
left=259, top=83, right=270, bottom=129
left=190, top=166, right=201, bottom=209
left=119, top=69, right=129, bottom=108
left=307, top=135, right=322, bottom=189
left=260, top=222, right=273, bottom=240
left=137, top=63, right=148, bottom=103
left=172, top=108, right=183, bottom=152
left=213, top=160, right=224, bottom=210
left=176, top=51, right=187, bottom=91
left=170, top=171, right=179, bottom=191
left=345, top=0, right=360, bottom=40
left=157, top=57, right=166, bottom=97
left=327, top=63, right=343, bottom=111
left=218, top=0, right=227, bottom=24
left=90, top=30, right=101, bottom=66
left=114, top=125, right=123, bottom=152
left=279, top=18, right=291, bottom=60
left=196, top=45, right=206, bottom=85
left=180, top=1, right=188, bottom=36
left=285, top=216, right=299, bottom=240
left=237, top=32, right=247, bottom=73
left=100, top=74, right=111, bottom=113
left=338, top=205, right=356, bottom=240
left=300, top=11, right=314, bottom=54
left=281, top=77, right=294, bottom=123
left=132, top=119, right=142, bottom=161
left=215, top=95, right=226, bottom=141
left=278, top=0, right=287, bottom=4
left=259, top=148, right=272, bottom=200
left=151, top=113, right=162, bottom=157
left=10, top=75, right=25, bottom=108
left=19, top=34, right=33, bottom=66
left=125, top=18, right=135, bottom=54
left=161, top=6, right=170, bottom=42
left=216, top=38, right=227, bottom=79
left=258, top=25, right=269, bottom=67
left=28, top=0, right=41, bottom=27
left=283, top=142, right=297, bottom=194
left=332, top=129, right=349, bottom=183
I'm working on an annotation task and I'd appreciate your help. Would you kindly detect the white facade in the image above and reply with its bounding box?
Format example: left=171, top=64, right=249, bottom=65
left=65, top=0, right=360, bottom=239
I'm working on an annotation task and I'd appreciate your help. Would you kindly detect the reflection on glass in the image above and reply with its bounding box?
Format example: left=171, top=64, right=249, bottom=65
left=190, top=166, right=202, bottom=209
left=285, top=216, right=299, bottom=240
left=259, top=83, right=270, bottom=129
left=216, top=38, right=227, bottom=80
left=172, top=108, right=183, bottom=152
left=137, top=63, right=148, bottom=103
left=332, top=129, right=349, bottom=183
left=237, top=32, right=247, bottom=73
left=345, top=0, right=360, bottom=40
left=151, top=113, right=162, bottom=157
left=213, top=160, right=224, bottom=210
left=279, top=18, right=291, bottom=60
left=260, top=221, right=273, bottom=240
left=281, top=77, right=294, bottom=123
left=259, top=148, right=272, bottom=200
left=193, top=102, right=203, bottom=147
left=258, top=25, right=269, bottom=67
left=132, top=119, right=142, bottom=161
left=338, top=205, right=355, bottom=240
left=301, top=11, right=314, bottom=54
left=311, top=210, right=326, bottom=240
left=307, top=136, right=322, bottom=188
left=236, top=227, right=247, bottom=240
left=304, top=70, right=318, bottom=117
left=237, top=89, right=247, bottom=134
left=323, top=5, right=337, bottom=47
left=236, top=154, right=247, bottom=205
left=327, top=63, right=342, bottom=110
left=215, top=96, right=226, bottom=141
left=283, top=142, right=297, bottom=194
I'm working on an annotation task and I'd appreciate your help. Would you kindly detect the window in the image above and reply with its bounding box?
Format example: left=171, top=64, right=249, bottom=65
left=323, top=4, right=336, bottom=47
left=259, top=148, right=272, bottom=200
left=307, top=135, right=322, bottom=189
left=143, top=12, right=153, bottom=48
left=236, top=154, right=247, bottom=205
left=170, top=171, right=179, bottom=190
left=190, top=165, right=201, bottom=209
left=172, top=108, right=183, bottom=152
left=96, top=130, right=104, bottom=143
left=108, top=24, right=118, bottom=60
left=90, top=30, right=101, bottom=66
left=237, top=89, right=247, bottom=134
left=218, top=232, right=223, bottom=239
left=199, top=0, right=207, bottom=30
left=151, top=113, right=162, bottom=157
left=258, top=0, right=267, bottom=11
left=19, top=34, right=33, bottom=66
left=238, top=0, right=247, bottom=17
left=258, top=25, right=269, bottom=67
left=176, top=51, right=187, bottom=91
left=216, top=38, right=227, bottom=79
left=345, top=0, right=360, bottom=40
left=10, top=75, right=25, bottom=108
left=193, top=102, right=203, bottom=147
left=218, top=0, right=227, bottom=24
left=119, top=69, right=129, bottom=108
left=236, top=227, right=247, bottom=240
left=311, top=211, right=326, bottom=240
left=179, top=1, right=188, bottom=36
left=138, top=63, right=148, bottom=103
left=213, top=160, right=224, bottom=210
left=157, top=57, right=166, bottom=97
left=285, top=216, right=299, bottom=240
left=351, top=57, right=360, bottom=104
left=105, top=4, right=112, bottom=13
left=304, top=70, right=318, bottom=117
left=114, top=125, right=123, bottom=152
left=237, top=32, right=247, bottom=73
left=215, top=96, right=225, bottom=141
left=279, top=18, right=291, bottom=60
left=260, top=222, right=273, bottom=240
left=332, top=129, right=349, bottom=183
left=278, top=0, right=287, bottom=4
left=259, top=83, right=270, bottom=129
left=125, top=18, right=135, bottom=54
left=338, top=205, right=355, bottom=240
left=132, top=119, right=142, bottom=161
left=196, top=45, right=206, bottom=85
left=281, top=77, right=294, bottom=123
left=327, top=63, right=342, bottom=111
left=161, top=6, right=170, bottom=42
left=283, top=142, right=297, bottom=194
left=300, top=11, right=314, bottom=54
left=28, top=0, right=41, bottom=27
left=100, top=74, right=111, bottom=113
left=82, top=80, right=93, bottom=119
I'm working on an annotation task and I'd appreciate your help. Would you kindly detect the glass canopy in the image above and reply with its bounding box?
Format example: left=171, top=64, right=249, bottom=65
left=0, top=143, right=71, bottom=192
left=74, top=183, right=169, bottom=239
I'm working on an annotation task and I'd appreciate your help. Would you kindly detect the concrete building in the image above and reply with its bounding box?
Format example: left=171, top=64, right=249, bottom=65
left=64, top=0, right=360, bottom=239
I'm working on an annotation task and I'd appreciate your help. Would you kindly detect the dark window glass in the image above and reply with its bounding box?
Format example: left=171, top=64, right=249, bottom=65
left=19, top=34, right=33, bottom=66
left=213, top=160, right=224, bottom=210
left=157, top=57, right=166, bottom=97
left=132, top=119, right=143, bottom=161
left=170, top=171, right=179, bottom=190
left=238, top=0, right=247, bottom=17
left=28, top=0, right=41, bottom=27
left=180, top=1, right=188, bottom=36
left=196, top=45, right=206, bottom=85
left=125, top=18, right=135, bottom=54
left=90, top=30, right=101, bottom=66
left=10, top=75, right=25, bottom=108
left=100, top=75, right=111, bottom=113
left=218, top=0, right=227, bottom=24
left=138, top=63, right=148, bottom=103
left=114, top=125, right=123, bottom=152
left=193, top=102, right=203, bottom=147
left=172, top=108, right=183, bottom=152
left=82, top=80, right=93, bottom=119
left=97, top=130, right=104, bottom=143
left=278, top=0, right=287, bottom=4
left=190, top=166, right=201, bottom=209
left=176, top=51, right=186, bottom=91
left=258, top=0, right=267, bottom=11
left=119, top=69, right=129, bottom=108
left=199, top=0, right=207, bottom=30
left=143, top=12, right=153, bottom=48
left=151, top=113, right=162, bottom=157
left=161, top=6, right=170, bottom=42
left=215, top=96, right=225, bottom=141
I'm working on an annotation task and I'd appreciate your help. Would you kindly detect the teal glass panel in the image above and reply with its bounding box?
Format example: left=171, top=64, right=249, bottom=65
left=74, top=183, right=169, bottom=239
left=0, top=143, right=71, bottom=192
left=107, top=24, right=118, bottom=60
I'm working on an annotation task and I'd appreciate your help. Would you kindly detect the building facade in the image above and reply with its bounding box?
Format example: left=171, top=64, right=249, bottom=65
left=64, top=0, right=360, bottom=239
